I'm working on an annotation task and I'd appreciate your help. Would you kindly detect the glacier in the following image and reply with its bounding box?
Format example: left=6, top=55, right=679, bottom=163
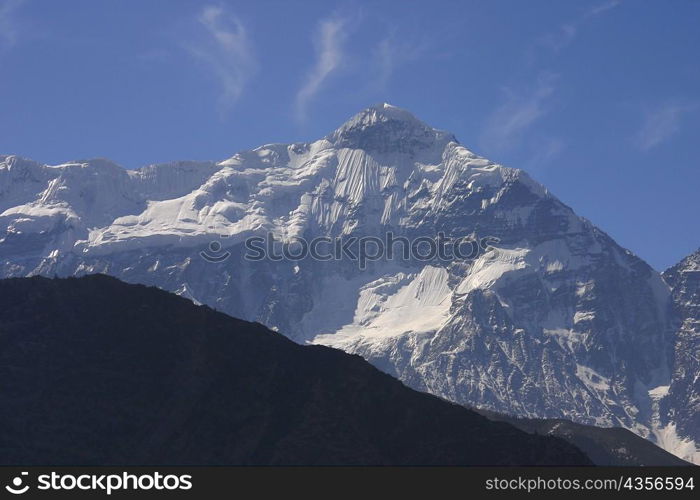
left=0, top=103, right=696, bottom=462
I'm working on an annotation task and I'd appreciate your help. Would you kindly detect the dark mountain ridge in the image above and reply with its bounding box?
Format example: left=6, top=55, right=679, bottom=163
left=476, top=410, right=689, bottom=466
left=0, top=274, right=590, bottom=466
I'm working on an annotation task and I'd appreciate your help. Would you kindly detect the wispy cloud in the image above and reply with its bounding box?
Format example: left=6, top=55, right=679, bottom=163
left=373, top=37, right=400, bottom=90
left=187, top=5, right=257, bottom=113
left=585, top=0, right=621, bottom=19
left=482, top=1, right=620, bottom=163
left=294, top=16, right=348, bottom=122
left=0, top=0, right=24, bottom=50
left=523, top=137, right=566, bottom=174
left=536, top=0, right=620, bottom=55
left=538, top=23, right=578, bottom=54
left=370, top=33, right=428, bottom=91
left=636, top=102, right=696, bottom=151
left=480, top=72, right=558, bottom=153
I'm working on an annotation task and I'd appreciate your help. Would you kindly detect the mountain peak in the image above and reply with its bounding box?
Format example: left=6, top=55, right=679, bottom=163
left=668, top=248, right=700, bottom=274
left=327, top=103, right=456, bottom=153
left=366, top=102, right=423, bottom=122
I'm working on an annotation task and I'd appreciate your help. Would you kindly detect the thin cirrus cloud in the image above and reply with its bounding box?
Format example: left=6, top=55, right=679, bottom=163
left=372, top=37, right=401, bottom=90
left=187, top=5, right=258, bottom=113
left=535, top=0, right=620, bottom=56
left=294, top=15, right=348, bottom=123
left=0, top=0, right=24, bottom=50
left=294, top=18, right=428, bottom=121
left=370, top=33, right=428, bottom=91
left=481, top=1, right=620, bottom=160
left=586, top=0, right=621, bottom=18
left=635, top=102, right=697, bottom=151
left=523, top=136, right=565, bottom=174
left=479, top=72, right=558, bottom=154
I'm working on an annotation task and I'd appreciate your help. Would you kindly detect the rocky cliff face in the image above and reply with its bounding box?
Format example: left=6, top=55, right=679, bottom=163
left=660, top=249, right=700, bottom=462
left=0, top=103, right=693, bottom=460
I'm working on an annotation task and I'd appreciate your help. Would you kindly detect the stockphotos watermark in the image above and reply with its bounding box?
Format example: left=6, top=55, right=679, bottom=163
left=200, top=232, right=500, bottom=269
left=4, top=470, right=192, bottom=496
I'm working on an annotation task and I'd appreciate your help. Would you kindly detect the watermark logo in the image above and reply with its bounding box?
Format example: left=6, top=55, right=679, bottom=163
left=5, top=472, right=29, bottom=495
left=2, top=471, right=193, bottom=496
left=199, top=231, right=499, bottom=269
left=200, top=235, right=231, bottom=263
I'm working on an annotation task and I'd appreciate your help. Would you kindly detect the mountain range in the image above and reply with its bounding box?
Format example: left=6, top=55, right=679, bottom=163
left=0, top=103, right=696, bottom=463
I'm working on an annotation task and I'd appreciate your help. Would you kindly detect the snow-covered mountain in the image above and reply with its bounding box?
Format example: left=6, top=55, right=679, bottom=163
left=0, top=104, right=695, bottom=461
left=660, top=249, right=700, bottom=462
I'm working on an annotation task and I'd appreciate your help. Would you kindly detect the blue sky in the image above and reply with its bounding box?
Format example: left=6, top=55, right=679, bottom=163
left=0, top=0, right=698, bottom=270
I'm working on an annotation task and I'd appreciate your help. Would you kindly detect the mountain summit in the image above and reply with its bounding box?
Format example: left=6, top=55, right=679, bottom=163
left=0, top=105, right=695, bottom=462
left=327, top=103, right=456, bottom=152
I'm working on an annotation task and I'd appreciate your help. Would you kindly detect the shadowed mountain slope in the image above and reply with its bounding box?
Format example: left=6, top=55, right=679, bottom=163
left=0, top=275, right=591, bottom=466
left=476, top=410, right=689, bottom=466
